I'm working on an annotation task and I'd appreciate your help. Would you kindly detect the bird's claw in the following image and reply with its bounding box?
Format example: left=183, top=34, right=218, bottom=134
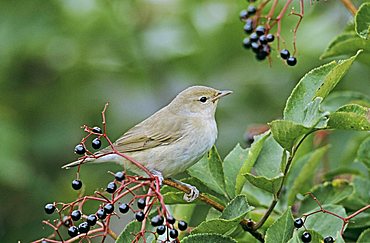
left=183, top=185, right=199, bottom=202
left=151, top=170, right=164, bottom=187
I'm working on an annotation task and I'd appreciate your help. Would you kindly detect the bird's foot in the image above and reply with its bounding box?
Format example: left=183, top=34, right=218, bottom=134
left=183, top=184, right=199, bottom=202
left=151, top=170, right=164, bottom=187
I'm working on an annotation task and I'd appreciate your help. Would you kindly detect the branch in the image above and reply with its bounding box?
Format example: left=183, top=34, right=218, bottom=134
left=340, top=0, right=357, bottom=16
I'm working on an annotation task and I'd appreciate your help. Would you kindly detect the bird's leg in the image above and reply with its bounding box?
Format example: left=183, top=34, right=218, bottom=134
left=171, top=179, right=200, bottom=202
left=150, top=170, right=164, bottom=187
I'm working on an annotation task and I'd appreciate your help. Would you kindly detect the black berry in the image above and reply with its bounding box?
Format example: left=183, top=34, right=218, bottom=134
left=166, top=215, right=176, bottom=224
left=44, top=203, right=55, bottom=214
left=243, top=37, right=251, bottom=49
left=287, top=56, right=297, bottom=66
left=78, top=222, right=90, bottom=234
left=135, top=211, right=145, bottom=222
left=280, top=49, right=290, bottom=59
left=92, top=138, right=101, bottom=149
left=324, top=236, right=334, bottom=243
left=255, top=25, right=265, bottom=36
left=106, top=182, right=117, bottom=193
left=63, top=216, right=72, bottom=227
left=92, top=126, right=102, bottom=134
left=97, top=208, right=107, bottom=220
left=72, top=179, right=82, bottom=190
left=156, top=225, right=166, bottom=235
left=301, top=231, right=312, bottom=242
left=74, top=144, right=85, bottom=155
left=239, top=10, right=249, bottom=21
left=119, top=203, right=130, bottom=214
left=114, top=171, right=125, bottom=181
left=169, top=229, right=179, bottom=239
left=178, top=220, right=188, bottom=231
left=247, top=5, right=257, bottom=15
left=244, top=23, right=253, bottom=34
left=266, top=33, right=274, bottom=42
left=137, top=198, right=146, bottom=209
left=104, top=203, right=114, bottom=214
left=68, top=226, right=79, bottom=237
left=259, top=35, right=267, bottom=44
left=151, top=215, right=164, bottom=227
left=86, top=214, right=97, bottom=226
left=251, top=42, right=261, bottom=53
left=71, top=210, right=82, bottom=221
left=249, top=33, right=258, bottom=42
left=256, top=51, right=267, bottom=61
left=294, top=218, right=304, bottom=228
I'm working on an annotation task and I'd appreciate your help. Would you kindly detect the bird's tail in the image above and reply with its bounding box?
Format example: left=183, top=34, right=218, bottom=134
left=61, top=157, right=96, bottom=169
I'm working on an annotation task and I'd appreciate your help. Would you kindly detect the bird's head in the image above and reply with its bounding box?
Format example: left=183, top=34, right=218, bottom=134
left=168, top=86, right=232, bottom=118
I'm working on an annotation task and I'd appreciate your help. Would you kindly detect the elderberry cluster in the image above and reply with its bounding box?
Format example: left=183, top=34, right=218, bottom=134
left=151, top=214, right=188, bottom=239
left=294, top=218, right=335, bottom=242
left=280, top=49, right=297, bottom=66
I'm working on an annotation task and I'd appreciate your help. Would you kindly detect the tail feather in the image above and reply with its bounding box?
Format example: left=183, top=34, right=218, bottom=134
left=61, top=157, right=95, bottom=169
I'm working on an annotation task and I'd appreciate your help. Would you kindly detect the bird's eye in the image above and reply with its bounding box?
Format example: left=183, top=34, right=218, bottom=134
left=199, top=96, right=207, bottom=103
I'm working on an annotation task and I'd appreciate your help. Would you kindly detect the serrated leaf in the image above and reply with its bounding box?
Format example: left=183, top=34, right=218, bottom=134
left=265, top=208, right=294, bottom=243
left=191, top=218, right=240, bottom=235
left=357, top=136, right=370, bottom=169
left=220, top=195, right=253, bottom=221
left=287, top=229, right=323, bottom=243
left=284, top=52, right=361, bottom=123
left=235, top=131, right=270, bottom=195
left=245, top=173, right=284, bottom=195
left=188, top=146, right=227, bottom=198
left=328, top=104, right=370, bottom=131
left=287, top=146, right=329, bottom=205
left=355, top=2, right=370, bottom=39
left=223, top=144, right=249, bottom=198
left=182, top=233, right=237, bottom=243
left=299, top=180, right=354, bottom=213
left=116, top=221, right=154, bottom=243
left=357, top=228, right=370, bottom=242
left=322, top=91, right=370, bottom=112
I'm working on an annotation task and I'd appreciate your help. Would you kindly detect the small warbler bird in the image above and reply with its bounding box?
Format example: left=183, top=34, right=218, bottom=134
left=63, top=85, right=232, bottom=201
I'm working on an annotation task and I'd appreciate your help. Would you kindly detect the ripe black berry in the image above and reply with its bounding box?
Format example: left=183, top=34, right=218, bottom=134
left=74, top=144, right=85, bottom=155
left=324, top=236, right=334, bottom=243
left=63, top=216, right=72, bottom=227
left=92, top=126, right=102, bottom=134
left=114, top=171, right=125, bottom=181
left=78, top=222, right=90, bottom=234
left=244, top=23, right=253, bottom=34
left=301, top=231, right=312, bottom=242
left=280, top=49, right=290, bottom=59
left=151, top=215, right=164, bottom=227
left=259, top=35, right=267, bottom=44
left=287, top=56, right=297, bottom=66
left=256, top=51, right=267, bottom=61
left=71, top=210, right=82, bottom=221
left=119, top=203, right=130, bottom=214
left=44, top=203, right=55, bottom=214
left=106, top=182, right=117, bottom=193
left=72, top=179, right=82, bottom=190
left=294, top=218, right=304, bottom=228
left=92, top=138, right=101, bottom=149
left=266, top=33, right=274, bottom=42
left=247, top=5, right=256, bottom=15
left=178, top=220, right=188, bottom=231
left=86, top=214, right=97, bottom=226
left=166, top=215, right=176, bottom=224
left=239, top=10, right=249, bottom=21
left=137, top=198, right=146, bottom=209
left=97, top=208, right=107, bottom=220
left=104, top=203, right=114, bottom=214
left=135, top=211, right=145, bottom=222
left=169, top=229, right=179, bottom=239
left=255, top=26, right=265, bottom=36
left=249, top=33, right=258, bottom=42
left=243, top=37, right=251, bottom=49
left=156, top=225, right=166, bottom=235
left=251, top=42, right=261, bottom=53
left=68, top=226, right=79, bottom=237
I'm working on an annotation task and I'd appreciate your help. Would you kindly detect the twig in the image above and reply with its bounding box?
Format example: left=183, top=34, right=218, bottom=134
left=340, top=0, right=357, bottom=16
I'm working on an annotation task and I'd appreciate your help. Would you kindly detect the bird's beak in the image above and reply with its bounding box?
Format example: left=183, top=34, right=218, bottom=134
left=212, top=90, right=233, bottom=102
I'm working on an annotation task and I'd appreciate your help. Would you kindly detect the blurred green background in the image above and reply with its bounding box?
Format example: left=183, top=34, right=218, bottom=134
left=0, top=0, right=368, bottom=241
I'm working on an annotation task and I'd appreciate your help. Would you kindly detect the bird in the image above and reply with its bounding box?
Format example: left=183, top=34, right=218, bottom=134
left=62, top=85, right=232, bottom=201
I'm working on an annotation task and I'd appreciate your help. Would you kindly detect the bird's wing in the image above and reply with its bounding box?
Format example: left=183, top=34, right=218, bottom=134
left=100, top=111, right=185, bottom=153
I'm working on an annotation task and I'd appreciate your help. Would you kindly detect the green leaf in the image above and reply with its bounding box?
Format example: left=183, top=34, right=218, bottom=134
left=220, top=195, right=253, bottom=221
left=322, top=91, right=370, bottom=112
left=336, top=232, right=345, bottom=243
left=287, top=145, right=329, bottom=205
left=270, top=120, right=311, bottom=151
left=190, top=218, right=239, bottom=235
left=348, top=212, right=370, bottom=229
left=116, top=221, right=154, bottom=243
left=328, top=104, right=370, bottom=131
left=284, top=51, right=361, bottom=122
left=343, top=176, right=370, bottom=210
left=188, top=146, right=227, bottom=198
left=265, top=208, right=294, bottom=243
left=357, top=228, right=370, bottom=242
left=245, top=173, right=284, bottom=195
left=357, top=136, right=370, bottom=169
left=355, top=2, right=370, bottom=39
left=287, top=229, right=323, bottom=243
left=182, top=233, right=237, bottom=243
left=235, top=131, right=270, bottom=195
left=299, top=180, right=354, bottom=213
left=223, top=144, right=249, bottom=199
